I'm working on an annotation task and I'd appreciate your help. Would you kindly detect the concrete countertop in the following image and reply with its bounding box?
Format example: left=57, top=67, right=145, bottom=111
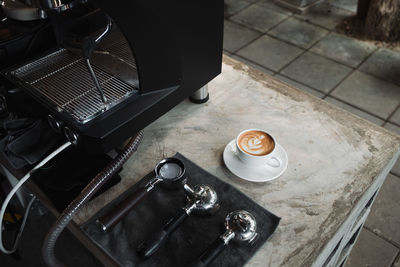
left=75, top=56, right=400, bottom=266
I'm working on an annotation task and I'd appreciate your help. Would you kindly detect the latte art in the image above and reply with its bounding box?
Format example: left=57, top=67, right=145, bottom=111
left=238, top=130, right=274, bottom=156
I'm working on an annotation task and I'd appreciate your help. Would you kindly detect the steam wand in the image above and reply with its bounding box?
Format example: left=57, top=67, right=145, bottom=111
left=82, top=17, right=114, bottom=105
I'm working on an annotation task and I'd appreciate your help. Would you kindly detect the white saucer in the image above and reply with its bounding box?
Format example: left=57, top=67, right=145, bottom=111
left=223, top=139, right=288, bottom=182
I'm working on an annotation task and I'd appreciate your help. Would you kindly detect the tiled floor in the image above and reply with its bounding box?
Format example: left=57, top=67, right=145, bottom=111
left=223, top=0, right=400, bottom=266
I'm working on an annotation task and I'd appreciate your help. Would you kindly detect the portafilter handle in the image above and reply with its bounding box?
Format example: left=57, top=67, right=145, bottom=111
left=191, top=229, right=234, bottom=267
left=96, top=178, right=161, bottom=231
left=137, top=184, right=218, bottom=259
left=136, top=199, right=198, bottom=259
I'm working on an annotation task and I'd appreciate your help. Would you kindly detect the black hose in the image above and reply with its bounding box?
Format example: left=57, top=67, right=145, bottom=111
left=42, top=131, right=144, bottom=267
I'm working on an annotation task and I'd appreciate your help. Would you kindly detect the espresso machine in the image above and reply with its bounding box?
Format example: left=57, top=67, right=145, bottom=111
left=1, top=0, right=223, bottom=153
left=0, top=0, right=224, bottom=264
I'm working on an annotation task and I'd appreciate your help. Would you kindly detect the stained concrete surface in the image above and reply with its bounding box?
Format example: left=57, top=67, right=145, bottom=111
left=75, top=57, right=400, bottom=266
left=223, top=0, right=400, bottom=265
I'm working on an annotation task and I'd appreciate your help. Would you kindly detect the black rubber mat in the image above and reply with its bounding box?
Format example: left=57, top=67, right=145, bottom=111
left=82, top=153, right=280, bottom=267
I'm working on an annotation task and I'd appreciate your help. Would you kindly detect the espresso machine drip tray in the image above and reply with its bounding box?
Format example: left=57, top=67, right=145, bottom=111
left=8, top=42, right=139, bottom=124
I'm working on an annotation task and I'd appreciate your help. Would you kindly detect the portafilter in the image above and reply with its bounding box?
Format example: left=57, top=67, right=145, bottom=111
left=96, top=157, right=187, bottom=231
left=137, top=183, right=219, bottom=259
left=192, top=210, right=258, bottom=267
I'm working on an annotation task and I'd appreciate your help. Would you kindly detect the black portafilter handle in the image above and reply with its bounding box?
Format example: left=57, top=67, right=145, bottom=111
left=96, top=187, right=149, bottom=231
left=191, top=237, right=227, bottom=267
left=137, top=208, right=189, bottom=258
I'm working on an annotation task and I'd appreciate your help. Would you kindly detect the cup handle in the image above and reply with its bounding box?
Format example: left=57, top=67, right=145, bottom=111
left=266, top=156, right=281, bottom=168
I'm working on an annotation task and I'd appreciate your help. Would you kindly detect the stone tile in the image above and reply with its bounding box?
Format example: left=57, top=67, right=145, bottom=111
left=365, top=174, right=400, bottom=246
left=331, top=71, right=400, bottom=119
left=257, top=0, right=293, bottom=15
left=231, top=54, right=275, bottom=75
left=325, top=97, right=385, bottom=126
left=310, top=32, right=376, bottom=67
left=330, top=0, right=358, bottom=13
left=359, top=48, right=400, bottom=86
left=275, top=74, right=325, bottom=98
left=231, top=4, right=288, bottom=32
left=269, top=17, right=328, bottom=49
left=389, top=108, right=400, bottom=126
left=237, top=35, right=304, bottom=71
left=280, top=52, right=352, bottom=93
left=223, top=20, right=262, bottom=53
left=295, top=2, right=353, bottom=30
left=346, top=228, right=399, bottom=267
left=383, top=123, right=400, bottom=177
left=224, top=0, right=252, bottom=17
left=384, top=122, right=400, bottom=135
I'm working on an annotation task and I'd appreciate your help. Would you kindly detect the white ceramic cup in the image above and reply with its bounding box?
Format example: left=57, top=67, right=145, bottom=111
left=235, top=129, right=281, bottom=168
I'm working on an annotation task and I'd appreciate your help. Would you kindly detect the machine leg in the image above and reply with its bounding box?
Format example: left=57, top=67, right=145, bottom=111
left=189, top=85, right=209, bottom=104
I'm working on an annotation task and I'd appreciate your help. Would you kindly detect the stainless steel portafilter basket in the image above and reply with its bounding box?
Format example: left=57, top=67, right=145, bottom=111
left=192, top=210, right=258, bottom=267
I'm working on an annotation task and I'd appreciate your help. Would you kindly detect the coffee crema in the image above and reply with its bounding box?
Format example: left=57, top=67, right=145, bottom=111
left=238, top=130, right=274, bottom=156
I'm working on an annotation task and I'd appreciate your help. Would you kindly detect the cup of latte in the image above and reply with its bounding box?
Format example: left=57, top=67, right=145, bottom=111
left=236, top=129, right=281, bottom=168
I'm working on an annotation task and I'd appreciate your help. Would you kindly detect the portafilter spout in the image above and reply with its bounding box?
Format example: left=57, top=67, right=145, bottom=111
left=137, top=184, right=219, bottom=259
left=96, top=157, right=187, bottom=232
left=192, top=210, right=258, bottom=267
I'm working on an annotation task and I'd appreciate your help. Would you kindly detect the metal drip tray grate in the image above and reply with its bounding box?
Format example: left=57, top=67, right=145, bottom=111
left=10, top=48, right=138, bottom=124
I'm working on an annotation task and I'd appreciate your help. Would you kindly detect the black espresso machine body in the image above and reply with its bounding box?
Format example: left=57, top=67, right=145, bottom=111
left=0, top=0, right=224, bottom=153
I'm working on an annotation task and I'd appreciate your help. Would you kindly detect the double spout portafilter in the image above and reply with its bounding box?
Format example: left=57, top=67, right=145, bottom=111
left=97, top=158, right=187, bottom=231
left=137, top=183, right=219, bottom=258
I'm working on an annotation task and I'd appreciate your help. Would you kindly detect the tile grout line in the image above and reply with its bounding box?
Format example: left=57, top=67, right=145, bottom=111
left=228, top=11, right=384, bottom=74
left=224, top=1, right=254, bottom=20
left=323, top=44, right=395, bottom=116
left=391, top=251, right=400, bottom=267
left=265, top=31, right=382, bottom=72
left=323, top=67, right=356, bottom=99
left=389, top=172, right=400, bottom=179
left=324, top=95, right=387, bottom=122
left=230, top=54, right=276, bottom=74
left=357, top=68, right=400, bottom=88
left=226, top=3, right=297, bottom=54
left=228, top=14, right=294, bottom=55
left=320, top=41, right=377, bottom=98
left=351, top=46, right=400, bottom=126
left=364, top=226, right=400, bottom=249
left=276, top=73, right=327, bottom=94
left=384, top=103, right=400, bottom=126
left=292, top=2, right=355, bottom=33
left=264, top=10, right=295, bottom=33
left=227, top=2, right=294, bottom=33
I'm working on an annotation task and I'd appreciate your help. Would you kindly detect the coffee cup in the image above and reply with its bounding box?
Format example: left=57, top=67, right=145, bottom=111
left=235, top=129, right=281, bottom=168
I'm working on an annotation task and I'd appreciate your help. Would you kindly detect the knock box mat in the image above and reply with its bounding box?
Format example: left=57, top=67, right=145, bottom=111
left=81, top=153, right=280, bottom=267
